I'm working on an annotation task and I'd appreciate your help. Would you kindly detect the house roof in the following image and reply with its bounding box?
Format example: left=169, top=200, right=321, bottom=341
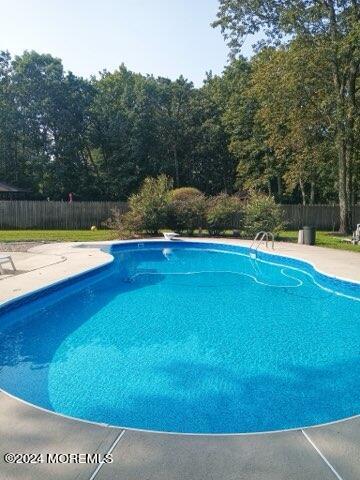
left=0, top=181, right=25, bottom=192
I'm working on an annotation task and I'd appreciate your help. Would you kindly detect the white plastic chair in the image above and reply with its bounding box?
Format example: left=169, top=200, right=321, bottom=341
left=0, top=255, right=16, bottom=275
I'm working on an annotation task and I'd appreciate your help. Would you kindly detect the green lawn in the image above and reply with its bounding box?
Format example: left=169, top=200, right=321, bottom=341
left=0, top=229, right=359, bottom=252
left=0, top=229, right=117, bottom=242
left=279, top=230, right=360, bottom=252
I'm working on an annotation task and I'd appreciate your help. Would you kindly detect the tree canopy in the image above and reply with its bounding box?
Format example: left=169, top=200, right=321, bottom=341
left=213, top=0, right=360, bottom=231
left=0, top=30, right=359, bottom=232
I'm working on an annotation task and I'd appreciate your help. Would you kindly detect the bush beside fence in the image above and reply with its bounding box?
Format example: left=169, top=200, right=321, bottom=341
left=0, top=201, right=359, bottom=230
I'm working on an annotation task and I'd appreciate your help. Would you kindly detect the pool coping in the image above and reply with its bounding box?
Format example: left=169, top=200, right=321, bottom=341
left=0, top=238, right=360, bottom=479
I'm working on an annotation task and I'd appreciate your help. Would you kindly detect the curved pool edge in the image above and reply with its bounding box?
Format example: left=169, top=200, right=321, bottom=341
left=1, top=380, right=359, bottom=437
left=0, top=237, right=359, bottom=437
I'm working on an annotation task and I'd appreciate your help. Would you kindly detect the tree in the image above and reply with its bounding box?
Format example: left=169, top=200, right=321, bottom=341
left=89, top=67, right=236, bottom=198
left=0, top=51, right=96, bottom=198
left=214, top=0, right=360, bottom=232
left=1, top=44, right=357, bottom=210
left=187, top=73, right=238, bottom=194
left=216, top=57, right=281, bottom=198
left=156, top=76, right=194, bottom=187
left=0, top=51, right=20, bottom=185
left=249, top=44, right=336, bottom=204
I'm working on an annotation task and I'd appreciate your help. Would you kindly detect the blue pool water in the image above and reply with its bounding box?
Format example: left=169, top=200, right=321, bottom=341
left=0, top=241, right=359, bottom=433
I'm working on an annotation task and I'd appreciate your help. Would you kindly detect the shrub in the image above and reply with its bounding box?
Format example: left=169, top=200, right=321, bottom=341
left=206, top=194, right=244, bottom=235
left=167, top=187, right=206, bottom=234
left=104, top=207, right=133, bottom=239
left=243, top=191, right=284, bottom=237
left=107, top=175, right=173, bottom=236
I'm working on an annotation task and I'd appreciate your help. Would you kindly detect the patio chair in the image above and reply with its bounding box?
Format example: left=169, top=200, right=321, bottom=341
left=0, top=255, right=16, bottom=275
left=352, top=224, right=360, bottom=244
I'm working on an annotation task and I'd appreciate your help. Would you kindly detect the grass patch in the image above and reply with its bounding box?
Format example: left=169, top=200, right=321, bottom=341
left=0, top=229, right=359, bottom=252
left=0, top=230, right=118, bottom=242
left=279, top=230, right=360, bottom=252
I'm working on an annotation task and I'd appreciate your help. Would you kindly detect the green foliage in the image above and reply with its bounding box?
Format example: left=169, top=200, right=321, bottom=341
left=0, top=53, right=235, bottom=200
left=168, top=187, right=206, bottom=234
left=1, top=50, right=96, bottom=198
left=206, top=194, right=244, bottom=235
left=121, top=175, right=173, bottom=235
left=243, top=192, right=284, bottom=237
left=213, top=0, right=360, bottom=232
left=1, top=30, right=359, bottom=232
left=169, top=187, right=203, bottom=202
left=103, top=207, right=132, bottom=239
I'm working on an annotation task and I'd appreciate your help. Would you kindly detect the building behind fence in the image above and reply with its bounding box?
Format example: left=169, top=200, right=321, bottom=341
left=0, top=200, right=359, bottom=230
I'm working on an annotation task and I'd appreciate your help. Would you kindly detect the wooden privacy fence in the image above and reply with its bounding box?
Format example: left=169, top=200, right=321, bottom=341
left=280, top=204, right=360, bottom=230
left=230, top=204, right=359, bottom=230
left=0, top=201, right=359, bottom=230
left=0, top=201, right=128, bottom=229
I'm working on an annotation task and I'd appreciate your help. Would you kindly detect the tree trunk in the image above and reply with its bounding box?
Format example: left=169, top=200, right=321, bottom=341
left=299, top=179, right=306, bottom=205
left=325, top=0, right=354, bottom=233
left=346, top=147, right=353, bottom=230
left=310, top=181, right=315, bottom=205
left=338, top=139, right=349, bottom=233
left=345, top=61, right=357, bottom=231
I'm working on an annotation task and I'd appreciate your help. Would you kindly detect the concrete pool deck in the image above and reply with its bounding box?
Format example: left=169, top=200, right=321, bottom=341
left=0, top=238, right=359, bottom=479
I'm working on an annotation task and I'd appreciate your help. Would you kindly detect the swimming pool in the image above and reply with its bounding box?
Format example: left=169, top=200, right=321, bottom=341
left=0, top=241, right=359, bottom=434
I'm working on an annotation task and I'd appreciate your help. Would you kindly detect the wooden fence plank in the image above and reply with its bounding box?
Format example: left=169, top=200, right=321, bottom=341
left=0, top=201, right=359, bottom=230
left=280, top=204, right=360, bottom=230
left=0, top=201, right=128, bottom=229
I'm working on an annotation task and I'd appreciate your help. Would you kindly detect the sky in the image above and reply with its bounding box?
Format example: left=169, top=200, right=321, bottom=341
left=1, top=0, right=258, bottom=86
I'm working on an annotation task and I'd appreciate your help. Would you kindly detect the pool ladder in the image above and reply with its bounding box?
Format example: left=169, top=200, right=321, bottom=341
left=250, top=231, right=274, bottom=258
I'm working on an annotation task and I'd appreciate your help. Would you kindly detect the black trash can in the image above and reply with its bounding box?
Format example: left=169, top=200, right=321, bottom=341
left=303, top=226, right=316, bottom=245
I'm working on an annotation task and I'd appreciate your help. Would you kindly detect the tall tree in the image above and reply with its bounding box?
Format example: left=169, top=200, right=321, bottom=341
left=3, top=51, right=96, bottom=198
left=185, top=74, right=237, bottom=194
left=249, top=44, right=336, bottom=204
left=217, top=57, right=281, bottom=198
left=0, top=51, right=20, bottom=185
left=156, top=76, right=194, bottom=187
left=214, top=0, right=360, bottom=232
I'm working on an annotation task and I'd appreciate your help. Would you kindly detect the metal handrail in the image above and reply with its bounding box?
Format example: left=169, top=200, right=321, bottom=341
left=250, top=231, right=267, bottom=249
left=267, top=231, right=275, bottom=249
left=250, top=231, right=275, bottom=252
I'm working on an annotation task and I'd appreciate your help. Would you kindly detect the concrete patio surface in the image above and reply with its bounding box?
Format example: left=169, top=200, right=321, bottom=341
left=0, top=238, right=359, bottom=479
left=0, top=242, right=113, bottom=304
left=0, top=391, right=120, bottom=480
left=0, top=251, right=65, bottom=280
